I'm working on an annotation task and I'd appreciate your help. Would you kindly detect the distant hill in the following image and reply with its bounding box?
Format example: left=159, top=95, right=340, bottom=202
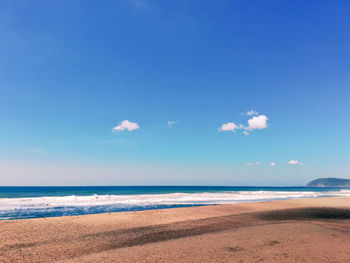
left=307, top=177, right=350, bottom=187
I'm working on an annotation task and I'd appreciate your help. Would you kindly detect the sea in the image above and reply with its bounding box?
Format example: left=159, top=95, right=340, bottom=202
left=1, top=186, right=350, bottom=220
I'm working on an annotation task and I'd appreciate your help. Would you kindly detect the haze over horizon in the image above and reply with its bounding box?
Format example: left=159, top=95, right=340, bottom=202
left=1, top=0, right=350, bottom=186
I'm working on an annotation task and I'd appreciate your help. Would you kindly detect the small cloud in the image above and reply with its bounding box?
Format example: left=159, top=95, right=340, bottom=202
left=270, top=162, right=276, bottom=167
left=218, top=122, right=239, bottom=132
left=219, top=114, right=269, bottom=135
left=246, top=115, right=269, bottom=130
left=288, top=160, right=303, bottom=165
left=113, top=120, right=139, bottom=132
left=247, top=110, right=258, bottom=116
left=167, top=121, right=178, bottom=127
left=245, top=162, right=262, bottom=166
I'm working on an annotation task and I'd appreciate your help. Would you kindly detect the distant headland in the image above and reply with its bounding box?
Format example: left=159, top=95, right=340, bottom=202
left=307, top=177, right=350, bottom=187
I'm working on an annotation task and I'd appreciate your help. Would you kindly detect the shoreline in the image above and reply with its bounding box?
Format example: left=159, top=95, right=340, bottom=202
left=1, top=196, right=350, bottom=262
left=2, top=195, right=350, bottom=222
left=2, top=187, right=350, bottom=221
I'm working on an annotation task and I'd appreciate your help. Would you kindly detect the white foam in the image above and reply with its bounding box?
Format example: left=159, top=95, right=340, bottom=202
left=0, top=190, right=349, bottom=212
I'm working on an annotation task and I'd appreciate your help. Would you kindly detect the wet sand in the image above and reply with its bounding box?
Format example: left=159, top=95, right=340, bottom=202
left=1, top=197, right=350, bottom=262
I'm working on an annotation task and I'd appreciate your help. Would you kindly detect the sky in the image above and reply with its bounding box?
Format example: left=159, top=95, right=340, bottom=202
left=1, top=0, right=350, bottom=186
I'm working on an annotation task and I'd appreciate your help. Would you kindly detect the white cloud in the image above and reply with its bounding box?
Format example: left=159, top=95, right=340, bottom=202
left=113, top=120, right=139, bottom=132
left=246, top=115, right=269, bottom=130
left=270, top=162, right=276, bottom=167
left=288, top=160, right=303, bottom=165
left=219, top=114, right=269, bottom=134
left=245, top=162, right=262, bottom=166
left=247, top=110, right=258, bottom=116
left=167, top=121, right=177, bottom=127
left=219, top=122, right=239, bottom=132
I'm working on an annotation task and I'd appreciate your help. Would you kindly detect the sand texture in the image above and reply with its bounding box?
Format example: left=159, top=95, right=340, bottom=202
left=1, top=197, right=350, bottom=262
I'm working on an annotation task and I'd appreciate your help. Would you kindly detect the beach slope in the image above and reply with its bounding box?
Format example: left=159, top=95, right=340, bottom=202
left=1, top=197, right=350, bottom=263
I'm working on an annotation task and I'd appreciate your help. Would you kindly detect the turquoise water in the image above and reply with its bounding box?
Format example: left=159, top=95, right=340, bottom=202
left=0, top=186, right=349, bottom=220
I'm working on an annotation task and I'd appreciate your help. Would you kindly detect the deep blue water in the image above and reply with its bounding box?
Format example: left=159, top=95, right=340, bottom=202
left=0, top=186, right=346, bottom=198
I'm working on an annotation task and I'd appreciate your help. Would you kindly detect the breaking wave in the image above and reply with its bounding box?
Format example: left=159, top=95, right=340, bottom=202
left=1, top=189, right=350, bottom=220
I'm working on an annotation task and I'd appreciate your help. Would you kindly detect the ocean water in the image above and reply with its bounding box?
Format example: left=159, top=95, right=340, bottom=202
left=0, top=186, right=349, bottom=220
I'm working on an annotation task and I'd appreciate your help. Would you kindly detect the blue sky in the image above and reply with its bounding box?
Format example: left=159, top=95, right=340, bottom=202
left=1, top=0, right=350, bottom=185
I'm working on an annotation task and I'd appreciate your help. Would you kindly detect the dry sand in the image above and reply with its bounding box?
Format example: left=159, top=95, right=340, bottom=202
left=1, top=197, right=350, bottom=263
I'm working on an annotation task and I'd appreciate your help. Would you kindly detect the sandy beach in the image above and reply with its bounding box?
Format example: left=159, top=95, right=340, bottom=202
left=1, top=197, right=350, bottom=263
